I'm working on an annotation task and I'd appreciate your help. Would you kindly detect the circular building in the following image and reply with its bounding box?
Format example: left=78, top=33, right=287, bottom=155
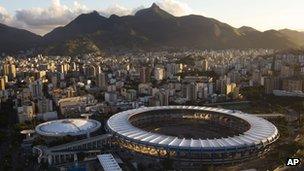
left=106, top=106, right=279, bottom=165
left=36, top=119, right=101, bottom=137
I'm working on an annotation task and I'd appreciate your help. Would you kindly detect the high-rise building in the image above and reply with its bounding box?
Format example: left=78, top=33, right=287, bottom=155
left=105, top=92, right=117, bottom=103
left=71, top=62, right=78, bottom=71
left=49, top=62, right=56, bottom=72
left=107, top=84, right=116, bottom=92
left=138, top=83, right=152, bottom=95
left=216, top=76, right=231, bottom=94
left=29, top=80, right=43, bottom=98
left=140, top=67, right=147, bottom=83
left=37, top=70, right=46, bottom=79
left=0, top=77, right=5, bottom=90
left=66, top=87, right=76, bottom=98
left=2, top=75, right=8, bottom=83
left=126, top=89, right=137, bottom=101
left=281, top=65, right=294, bottom=78
left=202, top=59, right=208, bottom=71
left=58, top=63, right=70, bottom=75
left=97, top=72, right=107, bottom=90
left=25, top=76, right=35, bottom=85
left=159, top=90, right=169, bottom=106
left=195, top=59, right=208, bottom=71
left=18, top=101, right=35, bottom=123
left=264, top=77, right=281, bottom=94
left=165, top=64, right=174, bottom=78
left=51, top=75, right=58, bottom=88
left=183, top=82, right=198, bottom=101
left=154, top=67, right=165, bottom=81
left=140, top=67, right=151, bottom=83
left=86, top=65, right=97, bottom=77
left=189, top=82, right=198, bottom=101
left=37, top=98, right=53, bottom=114
left=165, top=63, right=182, bottom=78
left=252, top=70, right=261, bottom=82
left=3, top=62, right=16, bottom=80
left=226, top=83, right=237, bottom=95
left=197, top=82, right=212, bottom=99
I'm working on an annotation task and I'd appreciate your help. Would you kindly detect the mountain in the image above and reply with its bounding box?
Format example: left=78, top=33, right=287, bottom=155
left=0, top=3, right=303, bottom=55
left=236, top=27, right=299, bottom=49
left=238, top=26, right=259, bottom=33
left=43, top=4, right=301, bottom=54
left=44, top=11, right=107, bottom=43
left=134, top=3, right=175, bottom=19
left=0, top=23, right=41, bottom=54
left=279, top=29, right=304, bottom=46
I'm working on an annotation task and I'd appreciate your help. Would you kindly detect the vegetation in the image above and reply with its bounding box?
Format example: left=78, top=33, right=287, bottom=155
left=162, top=158, right=174, bottom=170
left=240, top=86, right=264, bottom=100
left=0, top=130, right=6, bottom=143
left=46, top=36, right=101, bottom=56
left=240, top=86, right=304, bottom=114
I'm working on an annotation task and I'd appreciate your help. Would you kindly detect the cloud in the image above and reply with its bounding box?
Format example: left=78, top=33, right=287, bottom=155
left=98, top=0, right=192, bottom=18
left=156, top=0, right=192, bottom=16
left=0, top=5, right=12, bottom=24
left=0, top=0, right=193, bottom=35
left=100, top=4, right=132, bottom=17
left=9, top=0, right=142, bottom=35
left=14, top=0, right=88, bottom=35
left=99, top=4, right=145, bottom=17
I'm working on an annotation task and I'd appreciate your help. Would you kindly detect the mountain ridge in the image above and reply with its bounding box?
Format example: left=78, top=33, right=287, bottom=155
left=0, top=3, right=303, bottom=55
left=0, top=23, right=42, bottom=53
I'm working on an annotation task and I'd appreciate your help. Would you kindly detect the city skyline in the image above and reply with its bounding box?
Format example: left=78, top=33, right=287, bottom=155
left=0, top=0, right=304, bottom=35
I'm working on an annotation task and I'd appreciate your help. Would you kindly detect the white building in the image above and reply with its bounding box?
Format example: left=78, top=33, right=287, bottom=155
left=154, top=67, right=165, bottom=81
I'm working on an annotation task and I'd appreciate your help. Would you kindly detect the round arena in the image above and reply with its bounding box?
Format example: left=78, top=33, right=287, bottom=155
left=35, top=118, right=101, bottom=137
left=106, top=106, right=279, bottom=165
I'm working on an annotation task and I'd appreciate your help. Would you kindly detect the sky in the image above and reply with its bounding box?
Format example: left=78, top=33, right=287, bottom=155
left=0, top=0, right=303, bottom=35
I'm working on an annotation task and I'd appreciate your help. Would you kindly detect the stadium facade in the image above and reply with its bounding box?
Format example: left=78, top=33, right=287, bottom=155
left=106, top=106, right=279, bottom=165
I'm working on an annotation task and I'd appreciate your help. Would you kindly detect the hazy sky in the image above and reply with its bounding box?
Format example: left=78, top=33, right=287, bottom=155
left=0, top=0, right=303, bottom=35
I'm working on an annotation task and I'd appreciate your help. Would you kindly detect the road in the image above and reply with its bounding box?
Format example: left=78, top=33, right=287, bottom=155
left=253, top=113, right=285, bottom=119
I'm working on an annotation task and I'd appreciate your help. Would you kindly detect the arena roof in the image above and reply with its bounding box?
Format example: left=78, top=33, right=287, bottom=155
left=35, top=118, right=101, bottom=137
left=107, top=106, right=279, bottom=150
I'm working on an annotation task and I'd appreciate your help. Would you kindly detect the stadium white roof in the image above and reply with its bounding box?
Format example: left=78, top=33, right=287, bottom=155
left=97, top=154, right=122, bottom=171
left=107, top=106, right=279, bottom=150
left=35, top=118, right=101, bottom=137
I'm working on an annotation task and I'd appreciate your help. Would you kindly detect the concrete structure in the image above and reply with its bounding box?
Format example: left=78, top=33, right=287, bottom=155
left=33, top=134, right=112, bottom=165
left=97, top=154, right=122, bottom=171
left=107, top=106, right=279, bottom=165
left=37, top=111, right=58, bottom=121
left=58, top=95, right=96, bottom=115
left=18, top=101, right=35, bottom=123
left=154, top=67, right=165, bottom=81
left=35, top=118, right=101, bottom=137
left=0, top=76, right=5, bottom=90
left=105, top=92, right=118, bottom=104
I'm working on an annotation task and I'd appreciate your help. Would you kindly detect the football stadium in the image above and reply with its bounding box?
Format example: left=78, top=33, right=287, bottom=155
left=106, top=106, right=279, bottom=165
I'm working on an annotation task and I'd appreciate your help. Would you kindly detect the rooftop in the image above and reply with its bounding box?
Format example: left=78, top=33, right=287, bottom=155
left=97, top=154, right=122, bottom=171
left=35, top=118, right=101, bottom=137
left=107, top=106, right=279, bottom=150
